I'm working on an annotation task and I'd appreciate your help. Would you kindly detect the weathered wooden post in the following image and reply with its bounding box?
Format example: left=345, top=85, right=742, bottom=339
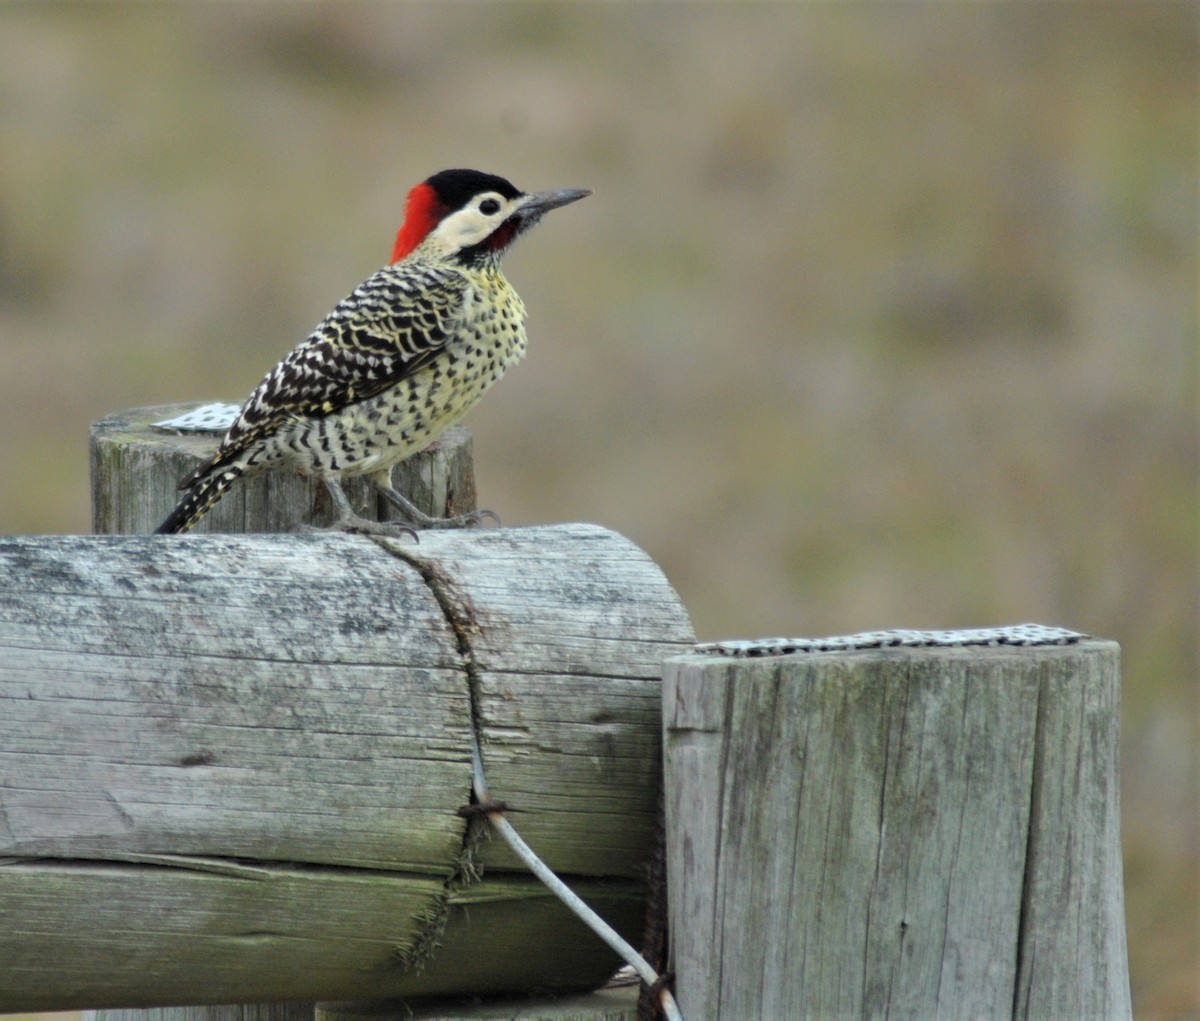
left=91, top=402, right=480, bottom=535
left=663, top=627, right=1132, bottom=1021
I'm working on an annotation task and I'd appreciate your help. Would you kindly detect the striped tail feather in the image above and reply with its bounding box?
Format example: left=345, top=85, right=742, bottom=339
left=154, top=466, right=245, bottom=534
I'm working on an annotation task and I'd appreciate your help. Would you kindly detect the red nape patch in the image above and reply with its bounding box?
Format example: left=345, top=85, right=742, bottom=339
left=391, top=182, right=446, bottom=262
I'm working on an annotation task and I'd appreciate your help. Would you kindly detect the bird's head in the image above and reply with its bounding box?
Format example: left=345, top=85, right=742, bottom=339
left=391, top=169, right=590, bottom=265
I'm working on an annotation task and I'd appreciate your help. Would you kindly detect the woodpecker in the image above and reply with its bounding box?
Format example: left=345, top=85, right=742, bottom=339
left=155, top=169, right=590, bottom=535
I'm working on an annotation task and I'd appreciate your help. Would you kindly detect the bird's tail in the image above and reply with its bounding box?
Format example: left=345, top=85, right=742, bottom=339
left=154, top=466, right=245, bottom=534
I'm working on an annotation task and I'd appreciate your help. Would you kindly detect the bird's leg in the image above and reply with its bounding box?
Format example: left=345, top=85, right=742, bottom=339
left=370, top=469, right=499, bottom=530
left=299, top=477, right=418, bottom=539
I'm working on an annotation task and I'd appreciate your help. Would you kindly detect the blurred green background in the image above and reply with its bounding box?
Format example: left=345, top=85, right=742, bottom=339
left=1, top=3, right=1195, bottom=1016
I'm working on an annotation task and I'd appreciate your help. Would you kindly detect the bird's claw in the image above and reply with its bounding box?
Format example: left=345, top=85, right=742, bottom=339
left=293, top=517, right=418, bottom=541
left=422, top=507, right=499, bottom=529
left=343, top=520, right=420, bottom=541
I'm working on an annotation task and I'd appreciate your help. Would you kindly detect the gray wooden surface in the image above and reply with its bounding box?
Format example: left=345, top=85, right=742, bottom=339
left=91, top=403, right=479, bottom=534
left=0, top=525, right=694, bottom=1011
left=86, top=1006, right=315, bottom=1021
left=86, top=990, right=640, bottom=1021
left=315, top=985, right=638, bottom=1021
left=663, top=640, right=1131, bottom=1021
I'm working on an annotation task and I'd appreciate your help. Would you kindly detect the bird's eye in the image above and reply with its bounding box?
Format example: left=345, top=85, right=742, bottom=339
left=479, top=198, right=501, bottom=215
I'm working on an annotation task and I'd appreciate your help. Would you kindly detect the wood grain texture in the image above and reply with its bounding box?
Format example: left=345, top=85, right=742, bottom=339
left=663, top=641, right=1131, bottom=1021
left=89, top=992, right=640, bottom=1021
left=316, top=984, right=638, bottom=1020
left=14, top=865, right=644, bottom=1009
left=90, top=404, right=478, bottom=535
left=0, top=533, right=468, bottom=869
left=88, top=1005, right=314, bottom=1021
left=0, top=525, right=694, bottom=1011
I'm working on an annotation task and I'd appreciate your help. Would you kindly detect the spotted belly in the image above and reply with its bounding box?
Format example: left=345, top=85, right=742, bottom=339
left=265, top=340, right=521, bottom=478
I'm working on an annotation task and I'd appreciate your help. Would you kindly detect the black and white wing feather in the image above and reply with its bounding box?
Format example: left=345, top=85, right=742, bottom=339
left=180, top=263, right=468, bottom=488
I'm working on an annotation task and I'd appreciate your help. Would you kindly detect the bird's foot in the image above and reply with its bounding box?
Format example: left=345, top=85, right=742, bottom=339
left=340, top=517, right=420, bottom=540
left=408, top=507, right=500, bottom=530
left=292, top=515, right=418, bottom=541
left=312, top=477, right=419, bottom=539
left=374, top=481, right=499, bottom=530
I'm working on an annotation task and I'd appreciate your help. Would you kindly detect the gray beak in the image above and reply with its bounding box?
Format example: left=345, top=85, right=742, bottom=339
left=517, top=188, right=592, bottom=221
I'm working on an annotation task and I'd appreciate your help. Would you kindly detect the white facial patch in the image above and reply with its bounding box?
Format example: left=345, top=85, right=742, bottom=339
left=429, top=192, right=523, bottom=249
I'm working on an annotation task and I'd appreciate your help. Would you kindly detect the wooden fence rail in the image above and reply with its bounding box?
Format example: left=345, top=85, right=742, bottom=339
left=0, top=526, right=693, bottom=1012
